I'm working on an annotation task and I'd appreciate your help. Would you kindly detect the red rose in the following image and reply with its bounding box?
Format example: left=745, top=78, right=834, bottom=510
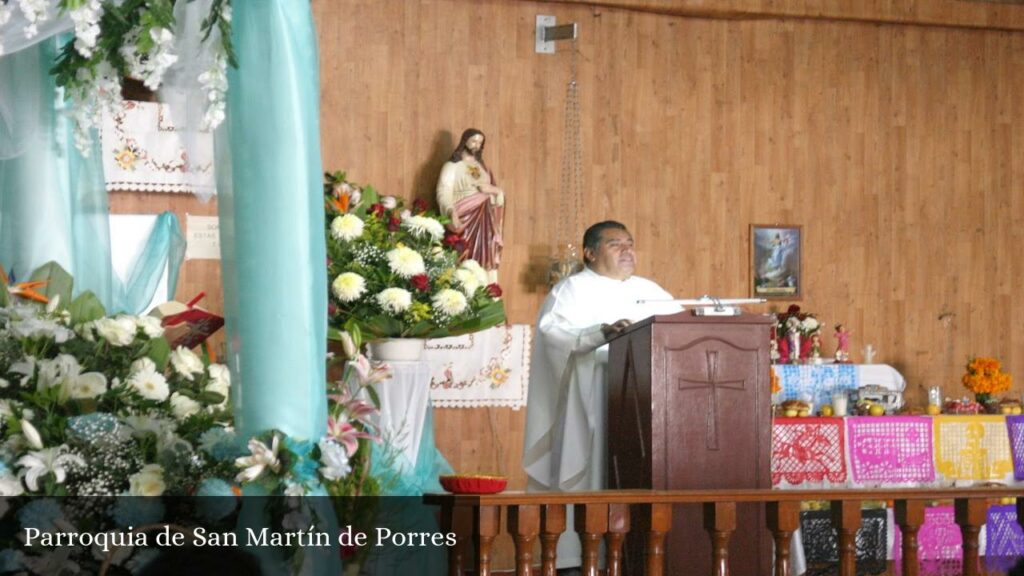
left=486, top=283, right=502, bottom=298
left=328, top=301, right=338, bottom=316
left=387, top=214, right=401, bottom=231
left=412, top=198, right=429, bottom=214
left=786, top=304, right=801, bottom=315
left=410, top=274, right=430, bottom=292
left=369, top=203, right=385, bottom=217
left=443, top=233, right=461, bottom=247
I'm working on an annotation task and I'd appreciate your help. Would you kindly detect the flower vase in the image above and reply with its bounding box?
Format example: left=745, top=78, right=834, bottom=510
left=975, top=393, right=992, bottom=410
left=368, top=338, right=424, bottom=362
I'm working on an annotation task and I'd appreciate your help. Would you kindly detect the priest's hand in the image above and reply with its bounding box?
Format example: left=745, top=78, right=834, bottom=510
left=601, top=319, right=632, bottom=341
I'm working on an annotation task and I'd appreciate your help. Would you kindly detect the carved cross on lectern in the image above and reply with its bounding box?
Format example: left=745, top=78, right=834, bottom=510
left=677, top=349, right=746, bottom=451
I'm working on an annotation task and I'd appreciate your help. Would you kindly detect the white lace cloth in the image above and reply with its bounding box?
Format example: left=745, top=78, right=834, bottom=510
left=101, top=100, right=215, bottom=195
left=424, top=324, right=531, bottom=409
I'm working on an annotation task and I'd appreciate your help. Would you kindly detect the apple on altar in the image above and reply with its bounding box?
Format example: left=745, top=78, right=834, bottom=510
left=943, top=397, right=983, bottom=415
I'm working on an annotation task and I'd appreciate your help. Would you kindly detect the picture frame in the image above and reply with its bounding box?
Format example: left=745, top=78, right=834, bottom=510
left=750, top=224, right=802, bottom=300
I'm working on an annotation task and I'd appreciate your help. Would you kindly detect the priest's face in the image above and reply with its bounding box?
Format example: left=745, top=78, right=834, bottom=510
left=586, top=228, right=636, bottom=280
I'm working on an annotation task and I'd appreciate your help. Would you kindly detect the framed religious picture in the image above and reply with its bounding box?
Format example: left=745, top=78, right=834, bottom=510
left=750, top=224, right=802, bottom=300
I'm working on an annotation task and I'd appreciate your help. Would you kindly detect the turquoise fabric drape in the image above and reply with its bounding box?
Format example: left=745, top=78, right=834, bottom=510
left=117, top=212, right=186, bottom=314
left=0, top=40, right=74, bottom=283
left=220, top=0, right=327, bottom=442
left=0, top=39, right=181, bottom=315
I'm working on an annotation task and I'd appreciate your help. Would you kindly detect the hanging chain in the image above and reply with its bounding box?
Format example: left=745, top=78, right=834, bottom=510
left=555, top=38, right=583, bottom=271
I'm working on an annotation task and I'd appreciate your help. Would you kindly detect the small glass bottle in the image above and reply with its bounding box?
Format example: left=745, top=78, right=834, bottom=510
left=928, top=386, right=942, bottom=407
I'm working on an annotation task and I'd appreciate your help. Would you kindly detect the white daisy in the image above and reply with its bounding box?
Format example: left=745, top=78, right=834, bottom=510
left=128, top=366, right=170, bottom=402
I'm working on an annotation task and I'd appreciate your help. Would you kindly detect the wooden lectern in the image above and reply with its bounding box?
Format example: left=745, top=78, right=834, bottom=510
left=607, top=310, right=773, bottom=575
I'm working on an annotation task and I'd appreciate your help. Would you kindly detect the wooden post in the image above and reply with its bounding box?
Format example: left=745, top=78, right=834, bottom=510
left=440, top=504, right=472, bottom=576
left=955, top=498, right=986, bottom=576
left=606, top=503, right=631, bottom=576
left=894, top=500, right=926, bottom=576
left=646, top=503, right=673, bottom=576
left=540, top=504, right=566, bottom=576
left=475, top=505, right=501, bottom=576
left=766, top=501, right=801, bottom=576
left=703, top=501, right=737, bottom=576
left=509, top=505, right=540, bottom=576
left=575, top=503, right=609, bottom=576
left=830, top=500, right=861, bottom=576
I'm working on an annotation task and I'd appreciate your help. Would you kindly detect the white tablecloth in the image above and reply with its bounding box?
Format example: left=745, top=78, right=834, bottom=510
left=375, top=361, right=432, bottom=469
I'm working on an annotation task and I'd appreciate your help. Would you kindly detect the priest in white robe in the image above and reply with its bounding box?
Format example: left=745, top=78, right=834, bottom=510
left=522, top=221, right=681, bottom=568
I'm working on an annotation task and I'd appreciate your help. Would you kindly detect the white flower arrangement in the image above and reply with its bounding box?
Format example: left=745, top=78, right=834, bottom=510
left=324, top=171, right=506, bottom=339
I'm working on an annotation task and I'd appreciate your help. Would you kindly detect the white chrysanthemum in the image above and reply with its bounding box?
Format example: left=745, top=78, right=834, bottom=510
left=170, top=393, right=201, bottom=421
left=332, top=272, right=366, bottom=303
left=330, top=214, right=364, bottom=241
left=128, top=366, right=170, bottom=402
left=454, top=269, right=480, bottom=297
left=376, top=288, right=413, bottom=314
left=386, top=247, right=425, bottom=278
left=802, top=317, right=819, bottom=332
left=94, top=316, right=138, bottom=347
left=130, top=357, right=156, bottom=375
left=134, top=315, right=164, bottom=338
left=68, top=373, right=107, bottom=400
left=380, top=196, right=398, bottom=209
left=432, top=289, right=468, bottom=317
left=170, top=346, right=205, bottom=381
left=402, top=215, right=445, bottom=241
left=461, top=259, right=489, bottom=285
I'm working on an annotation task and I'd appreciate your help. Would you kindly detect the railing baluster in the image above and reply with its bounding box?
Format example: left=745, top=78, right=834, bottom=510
left=703, top=501, right=737, bottom=576
left=766, top=501, right=800, bottom=576
left=894, top=499, right=925, bottom=576
left=574, top=503, right=609, bottom=576
left=606, top=503, right=630, bottom=576
left=474, top=505, right=501, bottom=576
left=509, top=505, right=540, bottom=576
left=955, top=498, right=986, bottom=576
left=540, top=504, right=566, bottom=576
left=646, top=503, right=673, bottom=576
left=830, top=500, right=861, bottom=576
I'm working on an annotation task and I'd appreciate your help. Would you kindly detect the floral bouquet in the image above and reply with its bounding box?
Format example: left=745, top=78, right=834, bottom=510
left=0, top=263, right=239, bottom=572
left=774, top=304, right=821, bottom=363
left=962, top=356, right=1013, bottom=407
left=324, top=171, right=506, bottom=340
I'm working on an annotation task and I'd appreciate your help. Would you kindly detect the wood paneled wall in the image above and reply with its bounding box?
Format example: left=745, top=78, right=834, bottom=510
left=313, top=0, right=1024, bottom=498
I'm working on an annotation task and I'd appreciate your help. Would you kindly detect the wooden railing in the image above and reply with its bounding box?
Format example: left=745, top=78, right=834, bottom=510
left=424, top=487, right=1024, bottom=576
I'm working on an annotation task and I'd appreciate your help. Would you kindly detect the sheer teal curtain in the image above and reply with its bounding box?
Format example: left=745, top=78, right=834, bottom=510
left=219, top=0, right=327, bottom=442
left=0, top=38, right=182, bottom=314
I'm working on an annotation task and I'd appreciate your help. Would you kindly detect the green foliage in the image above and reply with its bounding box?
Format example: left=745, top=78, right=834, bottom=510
left=68, top=291, right=107, bottom=325
left=28, top=261, right=73, bottom=307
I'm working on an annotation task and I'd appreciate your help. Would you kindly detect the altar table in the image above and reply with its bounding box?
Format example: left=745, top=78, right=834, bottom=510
left=773, top=415, right=1024, bottom=567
